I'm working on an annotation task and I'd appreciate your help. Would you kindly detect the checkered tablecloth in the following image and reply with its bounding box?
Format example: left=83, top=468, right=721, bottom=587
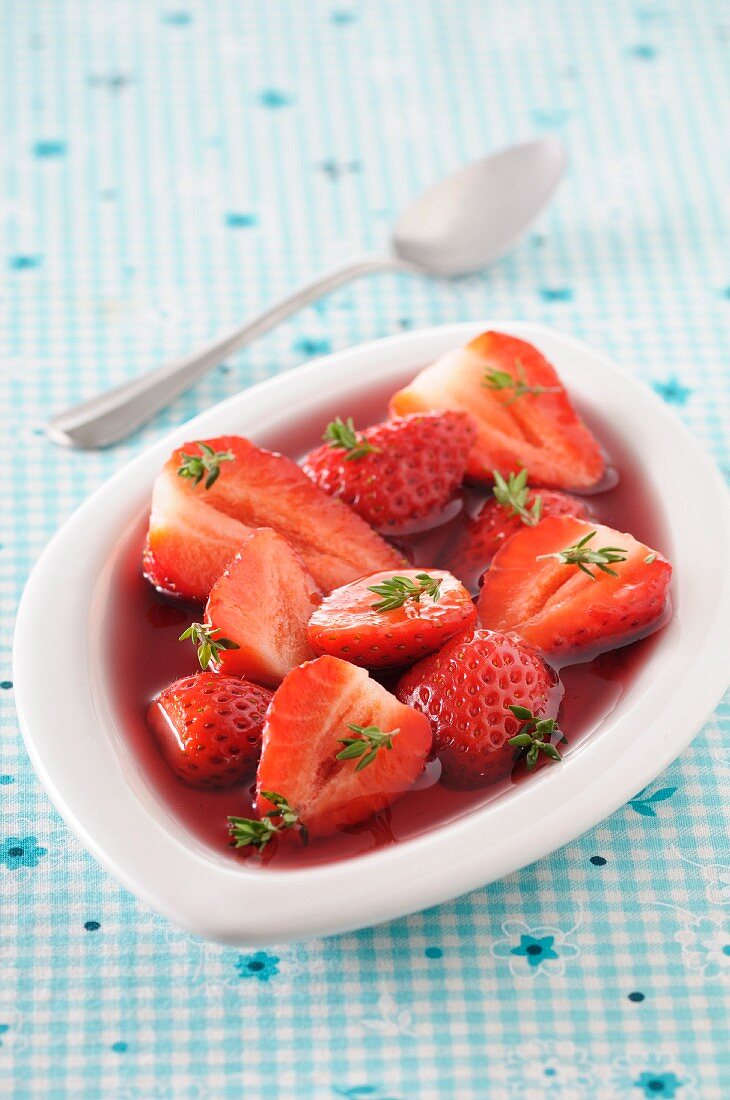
left=2, top=1, right=729, bottom=1096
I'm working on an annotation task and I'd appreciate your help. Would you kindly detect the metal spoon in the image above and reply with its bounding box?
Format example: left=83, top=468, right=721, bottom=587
left=46, top=138, right=566, bottom=449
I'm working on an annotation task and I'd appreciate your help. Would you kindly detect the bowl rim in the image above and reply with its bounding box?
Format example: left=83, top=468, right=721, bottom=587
left=13, top=321, right=730, bottom=944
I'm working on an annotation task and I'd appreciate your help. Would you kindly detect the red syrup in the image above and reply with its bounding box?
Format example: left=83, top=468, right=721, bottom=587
left=104, top=401, right=672, bottom=870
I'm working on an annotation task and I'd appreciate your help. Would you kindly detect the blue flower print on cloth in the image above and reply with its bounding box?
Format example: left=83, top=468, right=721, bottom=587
left=510, top=933, right=559, bottom=967
left=611, top=1052, right=697, bottom=1100
left=235, top=950, right=279, bottom=982
left=634, top=1071, right=687, bottom=1098
left=503, top=1039, right=597, bottom=1097
left=651, top=378, right=692, bottom=406
left=675, top=916, right=730, bottom=980
left=491, top=918, right=580, bottom=979
left=0, top=836, right=46, bottom=870
left=674, top=852, right=730, bottom=905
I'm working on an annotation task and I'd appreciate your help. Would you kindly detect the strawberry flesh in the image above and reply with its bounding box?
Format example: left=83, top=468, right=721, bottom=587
left=147, top=672, right=273, bottom=789
left=447, top=489, right=589, bottom=591
left=308, top=568, right=476, bottom=670
left=205, top=528, right=320, bottom=687
left=143, top=467, right=253, bottom=602
left=301, top=411, right=477, bottom=531
left=477, top=515, right=672, bottom=663
left=143, top=435, right=405, bottom=602
left=255, top=656, right=432, bottom=837
left=396, top=628, right=562, bottom=789
left=389, top=330, right=606, bottom=490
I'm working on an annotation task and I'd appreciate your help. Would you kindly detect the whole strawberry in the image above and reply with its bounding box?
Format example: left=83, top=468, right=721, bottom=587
left=147, top=672, right=273, bottom=789
left=301, top=411, right=477, bottom=532
left=395, top=629, right=563, bottom=789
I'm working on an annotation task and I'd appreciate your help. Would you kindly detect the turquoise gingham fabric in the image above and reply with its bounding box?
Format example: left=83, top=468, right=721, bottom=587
left=2, top=1, right=730, bottom=1096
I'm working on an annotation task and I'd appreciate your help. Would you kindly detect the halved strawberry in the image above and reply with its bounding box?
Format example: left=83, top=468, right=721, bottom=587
left=203, top=528, right=320, bottom=687
left=301, top=411, right=477, bottom=532
left=251, top=656, right=432, bottom=838
left=447, top=470, right=589, bottom=590
left=143, top=435, right=405, bottom=602
left=143, top=467, right=253, bottom=602
left=396, top=629, right=563, bottom=789
left=147, top=672, right=273, bottom=788
left=477, top=515, right=672, bottom=662
left=308, top=568, right=476, bottom=669
left=389, top=331, right=606, bottom=490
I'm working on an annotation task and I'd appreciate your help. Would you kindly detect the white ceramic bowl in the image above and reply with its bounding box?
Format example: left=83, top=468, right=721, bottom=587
left=14, top=322, right=730, bottom=944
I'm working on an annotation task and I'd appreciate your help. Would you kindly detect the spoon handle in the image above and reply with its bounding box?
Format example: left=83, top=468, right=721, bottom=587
left=46, top=252, right=399, bottom=449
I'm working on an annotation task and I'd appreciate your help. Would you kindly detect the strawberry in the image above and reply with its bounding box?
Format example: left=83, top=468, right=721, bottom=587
left=143, top=465, right=254, bottom=603
left=395, top=628, right=563, bottom=789
left=143, top=435, right=405, bottom=602
left=147, top=672, right=273, bottom=789
left=308, top=568, right=476, bottom=669
left=301, top=411, right=477, bottom=532
left=200, top=528, right=320, bottom=687
left=389, top=330, right=606, bottom=490
left=447, top=469, right=589, bottom=588
left=477, top=515, right=672, bottom=662
left=229, top=656, right=432, bottom=841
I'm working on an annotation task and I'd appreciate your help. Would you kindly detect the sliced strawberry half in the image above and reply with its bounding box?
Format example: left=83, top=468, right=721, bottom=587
left=143, top=435, right=405, bottom=602
left=396, top=628, right=563, bottom=789
left=143, top=467, right=253, bottom=602
left=301, top=411, right=476, bottom=532
left=253, top=656, right=432, bottom=838
left=308, top=568, right=476, bottom=669
left=389, top=330, right=606, bottom=490
left=147, top=672, right=273, bottom=788
left=447, top=472, right=589, bottom=590
left=477, top=515, right=672, bottom=663
left=204, top=528, right=320, bottom=687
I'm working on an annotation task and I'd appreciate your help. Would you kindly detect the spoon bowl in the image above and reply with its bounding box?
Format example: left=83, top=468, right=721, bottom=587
left=392, top=139, right=567, bottom=276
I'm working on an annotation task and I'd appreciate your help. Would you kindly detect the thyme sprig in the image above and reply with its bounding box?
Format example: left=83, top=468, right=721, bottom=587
left=177, top=441, right=234, bottom=489
left=368, top=573, right=443, bottom=612
left=179, top=622, right=240, bottom=670
left=322, top=416, right=380, bottom=461
left=492, top=468, right=542, bottom=526
left=336, top=724, right=400, bottom=771
left=507, top=705, right=564, bottom=770
left=536, top=530, right=628, bottom=580
left=228, top=792, right=305, bottom=852
left=482, top=359, right=561, bottom=404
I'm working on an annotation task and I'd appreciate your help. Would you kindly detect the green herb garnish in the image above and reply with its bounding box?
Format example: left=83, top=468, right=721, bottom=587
left=177, top=441, right=234, bottom=489
left=228, top=792, right=304, bottom=852
left=536, top=530, right=628, bottom=580
left=482, top=359, right=560, bottom=404
left=368, top=573, right=443, bottom=612
left=507, top=705, right=564, bottom=770
left=492, top=468, right=542, bottom=526
left=322, top=416, right=380, bottom=461
left=336, top=724, right=400, bottom=771
left=179, top=622, right=240, bottom=670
